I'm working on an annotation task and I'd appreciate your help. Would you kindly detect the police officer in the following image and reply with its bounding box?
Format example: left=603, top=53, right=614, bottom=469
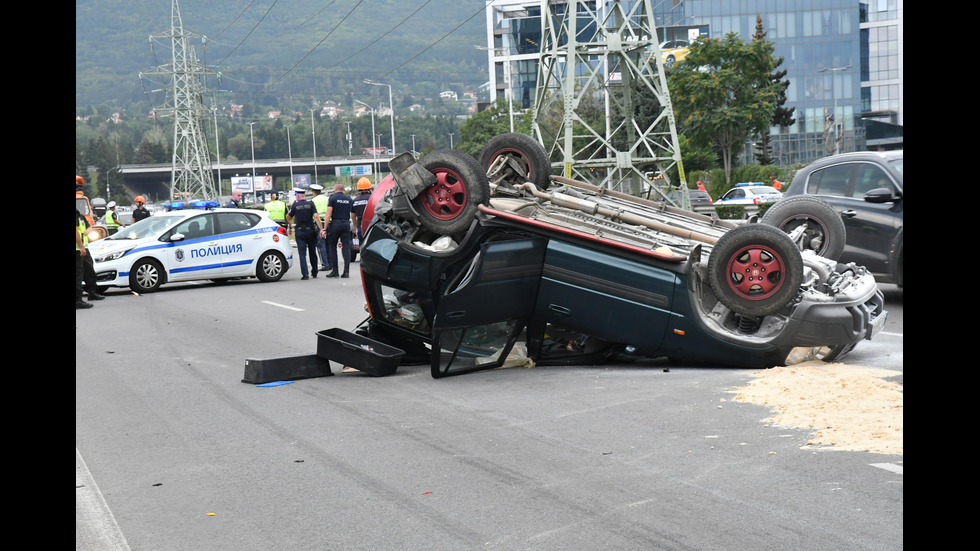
left=132, top=196, right=151, bottom=223
left=285, top=188, right=324, bottom=280
left=225, top=189, right=243, bottom=208
left=76, top=209, right=105, bottom=306
left=104, top=201, right=123, bottom=235
left=351, top=177, right=373, bottom=244
left=324, top=183, right=354, bottom=278
left=309, top=184, right=331, bottom=272
left=264, top=191, right=287, bottom=230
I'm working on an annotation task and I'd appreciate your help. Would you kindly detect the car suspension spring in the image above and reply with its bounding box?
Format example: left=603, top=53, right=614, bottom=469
left=736, top=314, right=761, bottom=333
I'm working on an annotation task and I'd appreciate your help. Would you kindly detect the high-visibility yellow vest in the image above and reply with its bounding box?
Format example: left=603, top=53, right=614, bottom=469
left=105, top=211, right=120, bottom=229
left=77, top=221, right=88, bottom=250
left=311, top=194, right=329, bottom=222
left=265, top=200, right=286, bottom=221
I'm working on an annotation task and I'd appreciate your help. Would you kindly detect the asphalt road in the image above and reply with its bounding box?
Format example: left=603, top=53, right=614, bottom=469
left=76, top=261, right=903, bottom=551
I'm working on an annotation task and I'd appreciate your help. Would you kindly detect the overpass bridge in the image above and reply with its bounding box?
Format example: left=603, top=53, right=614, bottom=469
left=115, top=155, right=394, bottom=203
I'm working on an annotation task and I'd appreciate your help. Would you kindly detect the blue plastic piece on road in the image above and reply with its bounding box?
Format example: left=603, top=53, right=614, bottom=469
left=255, top=381, right=294, bottom=387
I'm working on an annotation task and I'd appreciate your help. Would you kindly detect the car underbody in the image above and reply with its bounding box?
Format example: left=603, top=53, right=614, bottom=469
left=352, top=135, right=887, bottom=377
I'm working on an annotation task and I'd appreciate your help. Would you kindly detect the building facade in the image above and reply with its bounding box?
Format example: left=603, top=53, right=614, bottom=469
left=482, top=0, right=903, bottom=166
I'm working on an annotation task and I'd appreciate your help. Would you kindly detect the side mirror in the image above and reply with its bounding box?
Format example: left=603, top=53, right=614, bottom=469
left=863, top=187, right=900, bottom=204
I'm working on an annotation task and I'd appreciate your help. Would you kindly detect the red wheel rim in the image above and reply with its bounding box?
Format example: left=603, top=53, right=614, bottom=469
left=420, top=168, right=468, bottom=220
left=725, top=245, right=785, bottom=300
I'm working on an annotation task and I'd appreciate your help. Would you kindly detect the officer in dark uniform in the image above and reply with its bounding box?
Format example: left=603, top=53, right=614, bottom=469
left=324, top=183, right=354, bottom=278
left=285, top=188, right=324, bottom=280
left=351, top=177, right=373, bottom=244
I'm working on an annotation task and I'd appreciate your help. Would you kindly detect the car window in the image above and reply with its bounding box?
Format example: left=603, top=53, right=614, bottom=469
left=172, top=214, right=214, bottom=240
left=807, top=164, right=851, bottom=197
left=851, top=163, right=894, bottom=196
left=722, top=188, right=745, bottom=200
left=889, top=158, right=903, bottom=173
left=215, top=211, right=259, bottom=235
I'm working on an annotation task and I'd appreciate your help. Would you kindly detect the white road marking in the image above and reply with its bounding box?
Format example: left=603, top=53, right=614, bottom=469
left=261, top=301, right=304, bottom=311
left=870, top=462, right=903, bottom=475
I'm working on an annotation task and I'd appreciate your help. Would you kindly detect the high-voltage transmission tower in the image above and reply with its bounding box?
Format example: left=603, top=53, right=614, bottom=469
left=142, top=0, right=217, bottom=201
left=531, top=0, right=690, bottom=209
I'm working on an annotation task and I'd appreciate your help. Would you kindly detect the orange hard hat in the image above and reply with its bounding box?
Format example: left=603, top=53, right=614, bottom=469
left=135, top=195, right=146, bottom=203
left=357, top=177, right=373, bottom=191
left=76, top=175, right=84, bottom=185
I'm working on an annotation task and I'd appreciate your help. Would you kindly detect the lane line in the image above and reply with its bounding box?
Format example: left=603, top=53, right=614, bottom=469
left=261, top=300, right=304, bottom=311
left=870, top=462, right=903, bottom=475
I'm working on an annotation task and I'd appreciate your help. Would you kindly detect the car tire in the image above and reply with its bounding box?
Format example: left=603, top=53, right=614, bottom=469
left=413, top=149, right=490, bottom=235
left=129, top=258, right=164, bottom=293
left=760, top=195, right=846, bottom=261
left=707, top=224, right=803, bottom=317
left=665, top=55, right=676, bottom=68
left=478, top=132, right=552, bottom=190
left=256, top=251, right=286, bottom=282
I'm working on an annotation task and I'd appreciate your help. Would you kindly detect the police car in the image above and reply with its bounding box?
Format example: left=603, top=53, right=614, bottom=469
left=714, top=182, right=783, bottom=206
left=88, top=201, right=293, bottom=293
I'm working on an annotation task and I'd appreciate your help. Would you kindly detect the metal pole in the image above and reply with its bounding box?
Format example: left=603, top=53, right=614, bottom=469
left=346, top=121, right=352, bottom=157
left=311, top=108, right=319, bottom=185
left=365, top=80, right=395, bottom=155
left=286, top=125, right=294, bottom=187
left=213, top=108, right=222, bottom=194
left=249, top=122, right=257, bottom=200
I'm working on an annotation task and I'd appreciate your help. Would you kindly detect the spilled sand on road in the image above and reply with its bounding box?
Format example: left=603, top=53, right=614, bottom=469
left=729, top=360, right=903, bottom=455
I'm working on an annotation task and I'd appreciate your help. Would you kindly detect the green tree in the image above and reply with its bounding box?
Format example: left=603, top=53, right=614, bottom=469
left=458, top=99, right=527, bottom=158
left=669, top=33, right=781, bottom=186
left=751, top=16, right=795, bottom=166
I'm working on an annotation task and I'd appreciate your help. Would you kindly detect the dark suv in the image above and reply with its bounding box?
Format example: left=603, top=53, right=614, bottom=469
left=766, top=151, right=903, bottom=287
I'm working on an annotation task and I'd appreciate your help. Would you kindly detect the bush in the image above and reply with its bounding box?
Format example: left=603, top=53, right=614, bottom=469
left=715, top=205, right=745, bottom=219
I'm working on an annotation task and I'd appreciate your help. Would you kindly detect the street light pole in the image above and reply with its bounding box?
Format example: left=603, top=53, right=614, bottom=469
left=249, top=122, right=257, bottom=200
left=365, top=79, right=395, bottom=155
left=310, top=109, right=319, bottom=186
left=212, top=108, right=222, bottom=195
left=286, top=125, right=294, bottom=187
left=818, top=65, right=852, bottom=155
left=355, top=100, right=378, bottom=184
left=449, top=133, right=454, bottom=149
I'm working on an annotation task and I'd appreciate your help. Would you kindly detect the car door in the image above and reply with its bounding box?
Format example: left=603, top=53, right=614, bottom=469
left=805, top=161, right=901, bottom=273
left=430, top=236, right=547, bottom=378
left=532, top=239, right=675, bottom=358
left=213, top=211, right=262, bottom=275
left=163, top=213, right=220, bottom=281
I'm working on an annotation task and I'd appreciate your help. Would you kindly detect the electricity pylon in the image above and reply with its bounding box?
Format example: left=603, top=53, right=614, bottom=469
left=142, top=0, right=217, bottom=201
left=531, top=0, right=689, bottom=208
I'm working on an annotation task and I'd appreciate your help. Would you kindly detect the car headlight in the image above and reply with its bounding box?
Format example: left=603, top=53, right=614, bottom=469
left=93, top=246, right=135, bottom=263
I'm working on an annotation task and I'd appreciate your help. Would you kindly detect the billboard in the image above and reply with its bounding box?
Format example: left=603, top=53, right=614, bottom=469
left=253, top=175, right=273, bottom=192
left=231, top=176, right=252, bottom=193
left=292, top=174, right=311, bottom=189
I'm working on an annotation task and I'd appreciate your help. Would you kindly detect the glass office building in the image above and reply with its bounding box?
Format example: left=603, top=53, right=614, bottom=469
left=483, top=0, right=903, bottom=165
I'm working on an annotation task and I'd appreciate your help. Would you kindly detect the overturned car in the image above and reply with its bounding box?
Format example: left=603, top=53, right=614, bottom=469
left=352, top=133, right=886, bottom=378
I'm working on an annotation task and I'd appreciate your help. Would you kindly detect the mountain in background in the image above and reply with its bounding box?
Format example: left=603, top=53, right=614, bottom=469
left=76, top=0, right=490, bottom=110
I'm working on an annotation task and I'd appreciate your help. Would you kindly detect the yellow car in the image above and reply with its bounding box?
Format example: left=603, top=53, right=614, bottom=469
left=660, top=40, right=690, bottom=68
